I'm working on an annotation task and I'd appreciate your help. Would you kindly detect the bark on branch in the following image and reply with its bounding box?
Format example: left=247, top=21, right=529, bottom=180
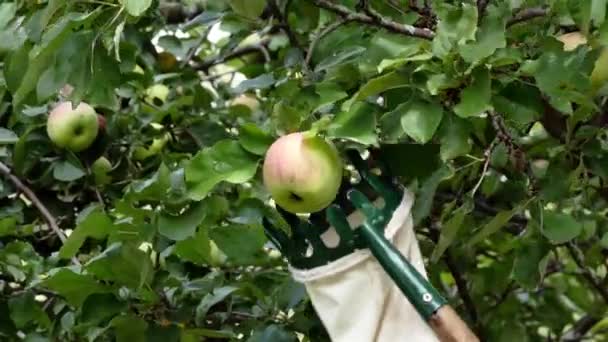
left=309, top=0, right=435, bottom=40
left=194, top=38, right=271, bottom=71
left=507, top=7, right=548, bottom=27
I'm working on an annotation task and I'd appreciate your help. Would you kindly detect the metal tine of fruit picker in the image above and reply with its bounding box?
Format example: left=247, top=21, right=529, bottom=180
left=262, top=147, right=480, bottom=342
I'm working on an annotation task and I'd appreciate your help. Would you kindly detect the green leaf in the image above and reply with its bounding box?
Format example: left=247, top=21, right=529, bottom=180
left=157, top=201, right=206, bottom=241
left=128, top=163, right=171, bottom=201
left=438, top=114, right=471, bottom=161
left=239, top=123, right=274, bottom=156
left=248, top=325, right=298, bottom=342
left=313, top=82, right=348, bottom=112
left=541, top=211, right=583, bottom=244
left=0, top=128, right=18, bottom=144
left=459, top=4, right=507, bottom=64
left=469, top=206, right=523, bottom=246
left=186, top=140, right=259, bottom=201
left=511, top=229, right=551, bottom=289
left=195, top=286, right=239, bottom=326
left=397, top=99, right=444, bottom=144
left=11, top=11, right=100, bottom=107
left=59, top=206, right=113, bottom=259
left=232, top=74, right=275, bottom=94
left=120, top=0, right=152, bottom=17
left=229, top=0, right=266, bottom=20
left=209, top=224, right=266, bottom=264
left=432, top=2, right=478, bottom=58
left=111, top=314, right=147, bottom=342
left=42, top=269, right=109, bottom=307
left=600, top=232, right=608, bottom=248
left=492, top=82, right=542, bottom=125
left=431, top=201, right=473, bottom=262
left=8, top=292, right=51, bottom=329
left=174, top=228, right=213, bottom=265
left=314, top=46, right=366, bottom=73
left=53, top=160, right=86, bottom=182
left=530, top=40, right=596, bottom=112
left=344, top=70, right=409, bottom=110
left=412, top=164, right=454, bottom=225
left=273, top=101, right=303, bottom=133
left=454, top=67, right=491, bottom=117
left=328, top=101, right=378, bottom=145
left=81, top=293, right=127, bottom=325
left=85, top=242, right=153, bottom=289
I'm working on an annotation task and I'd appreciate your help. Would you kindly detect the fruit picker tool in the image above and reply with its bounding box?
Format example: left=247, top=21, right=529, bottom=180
left=262, top=148, right=480, bottom=342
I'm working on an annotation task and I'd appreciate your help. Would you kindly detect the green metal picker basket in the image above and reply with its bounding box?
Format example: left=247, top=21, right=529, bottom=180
left=262, top=148, right=480, bottom=342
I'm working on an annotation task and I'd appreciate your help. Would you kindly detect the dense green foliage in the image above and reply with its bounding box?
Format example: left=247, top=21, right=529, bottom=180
left=0, top=0, right=607, bottom=341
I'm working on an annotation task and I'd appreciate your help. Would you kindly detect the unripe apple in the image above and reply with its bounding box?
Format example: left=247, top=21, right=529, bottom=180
left=92, top=156, right=112, bottom=185
left=157, top=51, right=178, bottom=72
left=145, top=84, right=170, bottom=106
left=47, top=101, right=99, bottom=152
left=263, top=132, right=343, bottom=214
left=230, top=93, right=260, bottom=113
left=591, top=47, right=608, bottom=92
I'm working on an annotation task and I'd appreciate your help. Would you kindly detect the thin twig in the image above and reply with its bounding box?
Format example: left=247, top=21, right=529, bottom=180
left=195, top=38, right=271, bottom=71
left=444, top=250, right=483, bottom=337
left=561, top=315, right=600, bottom=341
left=309, top=0, right=435, bottom=39
left=181, top=33, right=209, bottom=68
left=305, top=18, right=350, bottom=67
left=471, top=140, right=497, bottom=197
left=0, top=162, right=80, bottom=265
left=477, top=0, right=490, bottom=22
left=268, top=0, right=302, bottom=51
left=566, top=242, right=608, bottom=304
left=507, top=7, right=548, bottom=27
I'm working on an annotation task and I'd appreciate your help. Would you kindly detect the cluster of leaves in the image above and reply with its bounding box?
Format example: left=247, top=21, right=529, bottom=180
left=0, top=0, right=607, bottom=341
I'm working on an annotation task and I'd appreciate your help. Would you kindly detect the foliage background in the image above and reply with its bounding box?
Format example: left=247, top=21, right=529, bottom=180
left=0, top=0, right=607, bottom=341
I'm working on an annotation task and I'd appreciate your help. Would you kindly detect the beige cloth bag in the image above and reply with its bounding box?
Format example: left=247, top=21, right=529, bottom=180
left=289, top=189, right=439, bottom=342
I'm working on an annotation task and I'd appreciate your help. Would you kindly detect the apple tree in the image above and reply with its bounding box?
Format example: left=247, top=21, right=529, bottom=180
left=0, top=0, right=607, bottom=341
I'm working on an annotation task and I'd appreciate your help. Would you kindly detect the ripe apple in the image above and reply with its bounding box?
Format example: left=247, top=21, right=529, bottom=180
left=97, top=114, right=106, bottom=132
left=47, top=101, right=99, bottom=152
left=263, top=132, right=343, bottom=214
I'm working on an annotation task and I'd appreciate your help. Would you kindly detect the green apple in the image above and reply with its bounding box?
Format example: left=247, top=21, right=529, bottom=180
left=230, top=93, right=260, bottom=114
left=262, top=132, right=343, bottom=214
left=47, top=101, right=99, bottom=152
left=208, top=240, right=228, bottom=267
left=133, top=133, right=170, bottom=160
left=92, top=156, right=112, bottom=185
left=591, top=47, right=608, bottom=92
left=145, top=84, right=170, bottom=106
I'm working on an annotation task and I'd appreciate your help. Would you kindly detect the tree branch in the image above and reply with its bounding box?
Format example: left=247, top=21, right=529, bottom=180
left=194, top=38, right=271, bottom=71
left=566, top=242, right=608, bottom=304
left=0, top=161, right=80, bottom=265
left=305, top=17, right=351, bottom=68
left=444, top=249, right=483, bottom=337
left=309, top=0, right=435, bottom=40
left=507, top=7, right=548, bottom=28
left=561, top=315, right=600, bottom=341
left=268, top=0, right=302, bottom=51
left=477, top=0, right=490, bottom=22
